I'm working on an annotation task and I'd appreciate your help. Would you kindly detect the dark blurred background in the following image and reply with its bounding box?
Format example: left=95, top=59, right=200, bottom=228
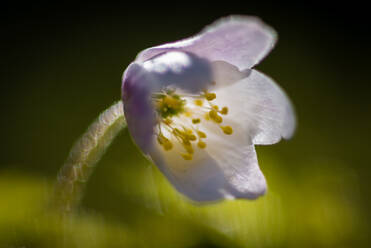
left=1, top=1, right=370, bottom=247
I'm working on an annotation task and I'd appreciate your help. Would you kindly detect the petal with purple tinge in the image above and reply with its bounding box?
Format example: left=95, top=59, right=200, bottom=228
left=136, top=16, right=277, bottom=70
left=122, top=63, right=157, bottom=153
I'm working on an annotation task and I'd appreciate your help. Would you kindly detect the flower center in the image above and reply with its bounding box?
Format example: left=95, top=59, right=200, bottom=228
left=153, top=90, right=186, bottom=118
left=153, top=88, right=233, bottom=160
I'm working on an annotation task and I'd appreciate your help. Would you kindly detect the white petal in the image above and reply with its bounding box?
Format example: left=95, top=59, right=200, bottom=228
left=206, top=140, right=267, bottom=199
left=147, top=98, right=268, bottom=202
left=136, top=16, right=277, bottom=70
left=141, top=51, right=213, bottom=93
left=211, top=60, right=250, bottom=87
left=148, top=135, right=266, bottom=202
left=149, top=144, right=232, bottom=202
left=212, top=69, right=296, bottom=145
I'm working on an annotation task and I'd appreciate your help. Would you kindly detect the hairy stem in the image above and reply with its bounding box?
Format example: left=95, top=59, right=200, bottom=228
left=52, top=101, right=126, bottom=213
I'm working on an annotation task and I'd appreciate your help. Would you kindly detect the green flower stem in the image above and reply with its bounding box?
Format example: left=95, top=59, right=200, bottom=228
left=53, top=101, right=126, bottom=213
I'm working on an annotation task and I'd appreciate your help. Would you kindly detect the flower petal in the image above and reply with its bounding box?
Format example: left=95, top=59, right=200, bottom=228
left=149, top=145, right=231, bottom=202
left=148, top=134, right=266, bottom=202
left=211, top=68, right=296, bottom=145
left=211, top=60, right=251, bottom=87
left=147, top=93, right=269, bottom=201
left=122, top=52, right=213, bottom=152
left=136, top=16, right=277, bottom=70
left=122, top=63, right=157, bottom=152
left=142, top=51, right=212, bottom=93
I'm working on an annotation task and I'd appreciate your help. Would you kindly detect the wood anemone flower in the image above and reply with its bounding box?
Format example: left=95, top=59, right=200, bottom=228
left=121, top=16, right=296, bottom=202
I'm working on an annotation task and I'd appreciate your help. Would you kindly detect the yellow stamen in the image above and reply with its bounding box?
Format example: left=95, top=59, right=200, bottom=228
left=157, top=133, right=166, bottom=144
left=154, top=88, right=233, bottom=159
left=183, top=129, right=196, bottom=141
left=221, top=126, right=233, bottom=135
left=221, top=107, right=228, bottom=115
left=209, top=109, right=218, bottom=119
left=157, top=133, right=173, bottom=151
left=185, top=129, right=193, bottom=135
left=183, top=143, right=194, bottom=154
left=197, top=141, right=206, bottom=149
left=192, top=118, right=201, bottom=124
left=182, top=139, right=191, bottom=146
left=209, top=110, right=223, bottom=123
left=205, top=92, right=216, bottom=101
left=181, top=153, right=193, bottom=160
left=163, top=118, right=172, bottom=125
left=197, top=130, right=207, bottom=138
left=163, top=141, right=173, bottom=150
left=194, top=99, right=203, bottom=106
left=173, top=128, right=181, bottom=135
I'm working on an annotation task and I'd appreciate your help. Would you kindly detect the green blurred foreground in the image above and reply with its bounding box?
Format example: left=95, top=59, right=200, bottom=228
left=0, top=141, right=363, bottom=247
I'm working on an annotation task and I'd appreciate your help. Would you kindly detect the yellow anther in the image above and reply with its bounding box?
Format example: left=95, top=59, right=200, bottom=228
left=163, top=141, right=173, bottom=151
left=197, top=141, right=206, bottom=149
left=157, top=134, right=173, bottom=151
left=184, top=129, right=196, bottom=140
left=204, top=113, right=210, bottom=120
left=209, top=110, right=223, bottom=123
left=221, top=107, right=228, bottom=115
left=212, top=105, right=219, bottom=111
left=185, top=111, right=192, bottom=117
left=197, top=130, right=207, bottom=138
left=182, top=139, right=191, bottom=146
left=221, top=126, right=233, bottom=135
left=181, top=153, right=193, bottom=160
left=157, top=133, right=166, bottom=144
left=163, top=118, right=172, bottom=125
left=205, top=92, right=216, bottom=101
left=194, top=99, right=203, bottom=106
left=192, top=118, right=201, bottom=124
left=183, top=143, right=194, bottom=154
left=209, top=109, right=218, bottom=119
left=174, top=129, right=189, bottom=142
left=185, top=129, right=193, bottom=135
left=215, top=116, right=223, bottom=123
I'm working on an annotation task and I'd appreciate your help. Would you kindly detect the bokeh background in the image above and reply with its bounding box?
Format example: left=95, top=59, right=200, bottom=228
left=1, top=1, right=370, bottom=247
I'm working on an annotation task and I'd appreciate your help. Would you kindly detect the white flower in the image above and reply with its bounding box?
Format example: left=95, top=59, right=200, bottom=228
left=121, top=16, right=296, bottom=202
